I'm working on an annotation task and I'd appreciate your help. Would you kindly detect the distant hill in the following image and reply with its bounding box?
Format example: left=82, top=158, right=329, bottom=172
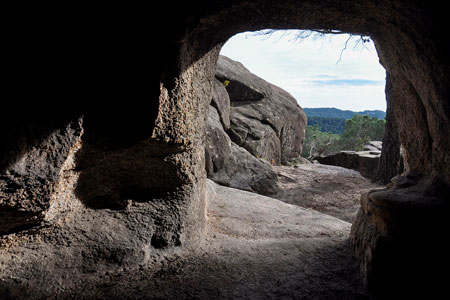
left=304, top=107, right=386, bottom=120
left=308, top=117, right=346, bottom=134
left=304, top=107, right=386, bottom=134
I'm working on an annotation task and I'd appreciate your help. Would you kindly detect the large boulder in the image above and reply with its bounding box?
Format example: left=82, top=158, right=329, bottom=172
left=211, top=142, right=280, bottom=195
left=316, top=148, right=381, bottom=180
left=350, top=174, right=450, bottom=297
left=210, top=78, right=231, bottom=130
left=204, top=56, right=310, bottom=195
left=205, top=106, right=232, bottom=175
left=215, top=56, right=307, bottom=165
left=205, top=106, right=279, bottom=195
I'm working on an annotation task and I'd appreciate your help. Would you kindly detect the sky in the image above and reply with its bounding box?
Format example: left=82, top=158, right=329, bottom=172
left=220, top=30, right=387, bottom=111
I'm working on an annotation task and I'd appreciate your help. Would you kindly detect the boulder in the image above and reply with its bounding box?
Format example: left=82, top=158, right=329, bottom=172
left=350, top=174, right=450, bottom=297
left=210, top=78, right=231, bottom=130
left=316, top=150, right=380, bottom=180
left=210, top=142, right=280, bottom=195
left=205, top=56, right=310, bottom=195
left=205, top=106, right=232, bottom=175
left=215, top=56, right=307, bottom=165
left=205, top=106, right=279, bottom=195
left=363, top=141, right=382, bottom=153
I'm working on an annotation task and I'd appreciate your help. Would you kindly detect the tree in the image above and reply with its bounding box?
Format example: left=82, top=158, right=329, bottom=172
left=302, top=115, right=386, bottom=160
left=301, top=125, right=340, bottom=159
left=337, top=114, right=386, bottom=151
left=307, top=117, right=346, bottom=134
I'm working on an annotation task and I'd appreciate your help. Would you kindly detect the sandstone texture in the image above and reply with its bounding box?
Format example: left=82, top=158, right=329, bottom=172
left=205, top=106, right=279, bottom=195
left=350, top=174, right=450, bottom=298
left=2, top=0, right=449, bottom=298
left=273, top=163, right=379, bottom=223
left=216, top=56, right=307, bottom=166
left=1, top=178, right=374, bottom=299
left=205, top=55, right=307, bottom=195
left=210, top=78, right=231, bottom=130
left=316, top=147, right=381, bottom=181
left=0, top=116, right=83, bottom=235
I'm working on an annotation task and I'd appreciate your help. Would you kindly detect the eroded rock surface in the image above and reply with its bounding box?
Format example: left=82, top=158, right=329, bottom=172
left=2, top=1, right=450, bottom=298
left=273, top=163, right=379, bottom=223
left=350, top=174, right=450, bottom=298
left=316, top=148, right=381, bottom=181
left=216, top=56, right=307, bottom=166
left=205, top=55, right=309, bottom=195
left=0, top=180, right=373, bottom=299
left=0, top=117, right=83, bottom=235
left=210, top=78, right=231, bottom=130
left=205, top=106, right=279, bottom=195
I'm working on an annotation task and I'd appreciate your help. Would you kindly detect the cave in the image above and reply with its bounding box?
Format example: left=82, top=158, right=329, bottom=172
left=1, top=1, right=449, bottom=299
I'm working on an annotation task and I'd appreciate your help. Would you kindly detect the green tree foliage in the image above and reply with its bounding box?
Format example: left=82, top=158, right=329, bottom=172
left=301, top=125, right=340, bottom=159
left=338, top=115, right=385, bottom=151
left=302, top=115, right=386, bottom=159
left=307, top=117, right=346, bottom=134
left=304, top=107, right=386, bottom=120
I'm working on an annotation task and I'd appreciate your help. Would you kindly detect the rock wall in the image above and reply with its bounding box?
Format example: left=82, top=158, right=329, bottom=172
left=374, top=73, right=403, bottom=184
left=1, top=1, right=449, bottom=297
left=0, top=114, right=83, bottom=234
left=350, top=174, right=450, bottom=298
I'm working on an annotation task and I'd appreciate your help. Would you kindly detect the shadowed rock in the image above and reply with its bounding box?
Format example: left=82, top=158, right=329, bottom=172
left=216, top=56, right=307, bottom=165
left=205, top=106, right=279, bottom=195
left=1, top=1, right=449, bottom=298
left=316, top=150, right=380, bottom=180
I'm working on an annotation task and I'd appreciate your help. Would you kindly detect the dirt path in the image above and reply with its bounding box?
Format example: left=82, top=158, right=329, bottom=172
left=273, top=163, right=380, bottom=223
left=139, top=164, right=380, bottom=299
left=1, top=165, right=379, bottom=299
left=135, top=179, right=375, bottom=300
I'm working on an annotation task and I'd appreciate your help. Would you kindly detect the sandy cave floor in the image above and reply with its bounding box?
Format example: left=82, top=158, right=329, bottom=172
left=142, top=178, right=377, bottom=300
left=102, top=164, right=379, bottom=300
left=1, top=164, right=380, bottom=300
left=273, top=163, right=380, bottom=223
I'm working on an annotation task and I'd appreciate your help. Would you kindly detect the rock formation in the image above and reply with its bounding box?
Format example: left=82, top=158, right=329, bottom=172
left=373, top=73, right=404, bottom=185
left=1, top=1, right=449, bottom=298
left=315, top=143, right=381, bottom=181
left=350, top=173, right=450, bottom=298
left=216, top=56, right=307, bottom=166
left=205, top=56, right=306, bottom=195
left=205, top=105, right=279, bottom=195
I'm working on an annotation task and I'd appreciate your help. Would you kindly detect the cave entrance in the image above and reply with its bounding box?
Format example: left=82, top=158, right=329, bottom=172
left=0, top=3, right=448, bottom=299
left=207, top=29, right=390, bottom=223
left=202, top=29, right=399, bottom=297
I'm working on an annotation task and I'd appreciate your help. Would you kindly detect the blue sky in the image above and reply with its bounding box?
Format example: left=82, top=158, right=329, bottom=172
left=220, top=30, right=387, bottom=111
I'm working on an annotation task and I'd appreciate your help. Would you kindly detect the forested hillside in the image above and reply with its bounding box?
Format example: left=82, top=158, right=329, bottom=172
left=307, top=117, right=345, bottom=134
left=304, top=107, right=385, bottom=134
left=301, top=114, right=386, bottom=159
left=304, top=107, right=385, bottom=120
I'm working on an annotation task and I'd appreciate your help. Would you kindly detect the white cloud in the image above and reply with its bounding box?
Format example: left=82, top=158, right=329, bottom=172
left=220, top=30, right=387, bottom=111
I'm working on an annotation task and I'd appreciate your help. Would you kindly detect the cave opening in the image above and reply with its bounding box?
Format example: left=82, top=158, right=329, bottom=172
left=206, top=29, right=393, bottom=224
left=1, top=2, right=449, bottom=299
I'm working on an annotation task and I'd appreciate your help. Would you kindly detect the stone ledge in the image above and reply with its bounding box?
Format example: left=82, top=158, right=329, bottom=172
left=350, top=176, right=450, bottom=297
